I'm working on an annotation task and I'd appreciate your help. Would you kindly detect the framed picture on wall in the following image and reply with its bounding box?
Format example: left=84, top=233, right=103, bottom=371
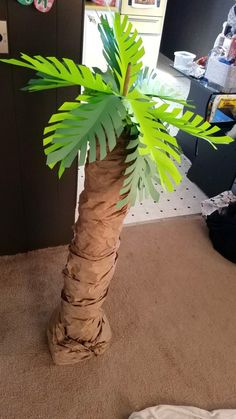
left=131, top=0, right=157, bottom=8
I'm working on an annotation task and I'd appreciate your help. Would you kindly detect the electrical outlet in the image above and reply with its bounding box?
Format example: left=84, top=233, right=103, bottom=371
left=0, top=21, right=9, bottom=54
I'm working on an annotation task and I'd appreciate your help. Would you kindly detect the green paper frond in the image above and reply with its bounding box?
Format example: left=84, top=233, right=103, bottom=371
left=92, top=67, right=120, bottom=94
left=98, top=15, right=120, bottom=89
left=1, top=54, right=112, bottom=93
left=136, top=66, right=195, bottom=108
left=113, top=13, right=145, bottom=94
left=44, top=93, right=126, bottom=177
left=98, top=13, right=145, bottom=93
left=117, top=146, right=160, bottom=209
left=125, top=91, right=182, bottom=192
left=150, top=104, right=234, bottom=147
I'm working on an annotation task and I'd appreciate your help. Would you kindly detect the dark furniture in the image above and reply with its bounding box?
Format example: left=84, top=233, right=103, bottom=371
left=174, top=68, right=236, bottom=198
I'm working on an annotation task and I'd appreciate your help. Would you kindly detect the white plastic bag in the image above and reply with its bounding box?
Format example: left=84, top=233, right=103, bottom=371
left=129, top=405, right=236, bottom=419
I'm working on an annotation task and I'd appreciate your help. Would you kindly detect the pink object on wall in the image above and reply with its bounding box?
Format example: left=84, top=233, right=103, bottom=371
left=34, top=0, right=55, bottom=13
left=91, top=0, right=116, bottom=6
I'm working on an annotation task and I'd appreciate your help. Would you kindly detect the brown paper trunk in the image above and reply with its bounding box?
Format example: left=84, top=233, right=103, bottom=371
left=47, top=135, right=129, bottom=365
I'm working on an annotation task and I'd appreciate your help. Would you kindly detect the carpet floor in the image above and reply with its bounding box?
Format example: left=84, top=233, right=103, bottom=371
left=1, top=216, right=236, bottom=419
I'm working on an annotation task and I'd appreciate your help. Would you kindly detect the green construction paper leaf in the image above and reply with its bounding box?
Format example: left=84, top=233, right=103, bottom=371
left=44, top=93, right=126, bottom=175
left=125, top=91, right=182, bottom=192
left=150, top=104, right=234, bottom=146
left=113, top=13, right=145, bottom=94
left=117, top=151, right=161, bottom=209
left=136, top=66, right=195, bottom=109
left=1, top=54, right=113, bottom=93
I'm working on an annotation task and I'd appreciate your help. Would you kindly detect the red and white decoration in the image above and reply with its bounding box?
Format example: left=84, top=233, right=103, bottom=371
left=34, top=0, right=55, bottom=13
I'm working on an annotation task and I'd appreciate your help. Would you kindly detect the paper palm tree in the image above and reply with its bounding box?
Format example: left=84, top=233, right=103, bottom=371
left=1, top=13, right=233, bottom=365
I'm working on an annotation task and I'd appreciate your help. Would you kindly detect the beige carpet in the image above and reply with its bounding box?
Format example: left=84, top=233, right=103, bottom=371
left=1, top=216, right=236, bottom=419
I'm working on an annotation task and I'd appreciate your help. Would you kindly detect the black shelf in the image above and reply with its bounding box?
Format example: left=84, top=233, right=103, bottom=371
left=170, top=65, right=236, bottom=197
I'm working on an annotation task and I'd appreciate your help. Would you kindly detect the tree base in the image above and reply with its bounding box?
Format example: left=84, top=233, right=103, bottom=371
left=47, top=306, right=112, bottom=365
